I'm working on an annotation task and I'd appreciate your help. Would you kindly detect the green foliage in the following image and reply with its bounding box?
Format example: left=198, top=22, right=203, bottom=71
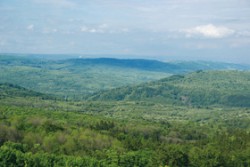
left=88, top=70, right=250, bottom=107
left=160, top=145, right=189, bottom=167
left=0, top=55, right=170, bottom=99
left=0, top=96, right=250, bottom=166
left=0, top=83, right=57, bottom=100
left=0, top=142, right=100, bottom=167
left=2, top=55, right=250, bottom=101
left=1, top=55, right=250, bottom=166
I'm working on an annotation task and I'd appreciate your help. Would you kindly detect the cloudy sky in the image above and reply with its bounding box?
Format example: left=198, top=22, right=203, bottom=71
left=0, top=0, right=250, bottom=63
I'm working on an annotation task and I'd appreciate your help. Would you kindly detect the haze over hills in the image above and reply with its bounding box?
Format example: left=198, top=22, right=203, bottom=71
left=0, top=55, right=170, bottom=99
left=1, top=54, right=250, bottom=100
left=64, top=58, right=250, bottom=73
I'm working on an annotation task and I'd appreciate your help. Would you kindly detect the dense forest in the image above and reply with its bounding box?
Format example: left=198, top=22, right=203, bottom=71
left=88, top=70, right=250, bottom=107
left=0, top=55, right=169, bottom=99
left=1, top=55, right=250, bottom=99
left=0, top=55, right=250, bottom=166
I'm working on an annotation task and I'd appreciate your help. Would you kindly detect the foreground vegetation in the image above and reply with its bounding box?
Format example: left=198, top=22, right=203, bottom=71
left=0, top=92, right=250, bottom=166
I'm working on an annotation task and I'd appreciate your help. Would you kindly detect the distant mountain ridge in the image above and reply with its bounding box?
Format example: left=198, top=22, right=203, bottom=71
left=64, top=58, right=180, bottom=73
left=1, top=54, right=250, bottom=100
left=0, top=55, right=170, bottom=99
left=64, top=58, right=250, bottom=73
left=1, top=54, right=250, bottom=73
left=172, top=61, right=250, bottom=72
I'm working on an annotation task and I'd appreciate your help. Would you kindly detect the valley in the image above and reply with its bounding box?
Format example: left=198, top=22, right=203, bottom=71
left=0, top=55, right=250, bottom=166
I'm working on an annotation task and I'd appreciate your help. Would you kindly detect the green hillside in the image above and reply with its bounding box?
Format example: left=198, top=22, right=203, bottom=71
left=0, top=83, right=250, bottom=166
left=1, top=54, right=250, bottom=166
left=0, top=55, right=170, bottom=99
left=172, top=61, right=250, bottom=72
left=88, top=70, right=250, bottom=107
left=1, top=55, right=250, bottom=101
left=64, top=58, right=180, bottom=73
left=0, top=83, right=56, bottom=100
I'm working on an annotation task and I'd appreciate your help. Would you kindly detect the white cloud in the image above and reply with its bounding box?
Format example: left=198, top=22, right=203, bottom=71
left=27, top=24, right=34, bottom=31
left=80, top=24, right=129, bottom=34
left=182, top=24, right=235, bottom=38
left=80, top=26, right=89, bottom=32
left=42, top=28, right=58, bottom=34
left=80, top=24, right=108, bottom=33
left=89, top=29, right=97, bottom=33
left=81, top=26, right=100, bottom=33
left=99, top=24, right=108, bottom=29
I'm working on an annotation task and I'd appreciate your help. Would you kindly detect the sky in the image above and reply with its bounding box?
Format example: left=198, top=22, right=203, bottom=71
left=0, top=0, right=250, bottom=64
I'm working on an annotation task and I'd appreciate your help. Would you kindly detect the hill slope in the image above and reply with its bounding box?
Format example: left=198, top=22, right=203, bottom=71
left=0, top=83, right=55, bottom=99
left=0, top=55, right=170, bottom=99
left=64, top=58, right=180, bottom=73
left=1, top=54, right=250, bottom=100
left=87, top=70, right=250, bottom=107
left=0, top=60, right=250, bottom=166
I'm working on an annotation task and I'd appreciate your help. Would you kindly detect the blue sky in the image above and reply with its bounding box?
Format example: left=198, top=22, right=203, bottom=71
left=0, top=0, right=250, bottom=63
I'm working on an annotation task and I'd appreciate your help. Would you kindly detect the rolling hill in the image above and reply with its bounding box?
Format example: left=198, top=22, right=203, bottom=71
left=87, top=70, right=250, bottom=107
left=1, top=55, right=250, bottom=166
left=1, top=54, right=250, bottom=100
left=0, top=83, right=56, bottom=100
left=0, top=55, right=170, bottom=99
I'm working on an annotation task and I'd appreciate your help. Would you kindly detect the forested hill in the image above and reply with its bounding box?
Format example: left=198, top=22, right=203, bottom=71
left=87, top=70, right=250, bottom=107
left=0, top=83, right=55, bottom=100
left=1, top=54, right=250, bottom=99
left=1, top=55, right=250, bottom=166
left=1, top=54, right=250, bottom=73
left=64, top=58, right=180, bottom=73
left=0, top=55, right=170, bottom=98
left=63, top=58, right=250, bottom=73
